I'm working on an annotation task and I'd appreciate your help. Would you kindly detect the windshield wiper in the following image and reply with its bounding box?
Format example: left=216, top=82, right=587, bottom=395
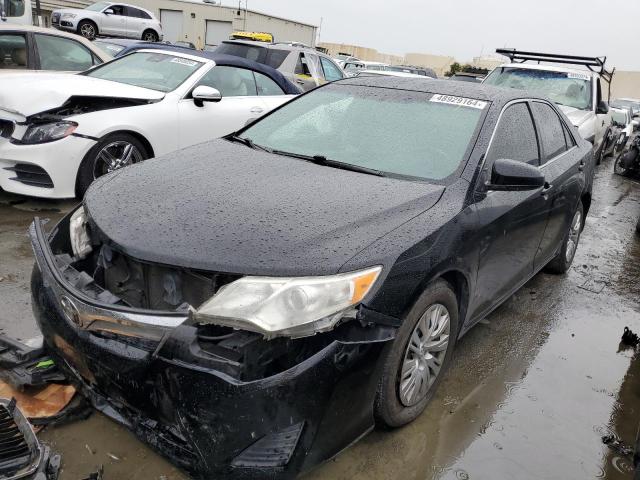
left=273, top=151, right=385, bottom=177
left=228, top=135, right=272, bottom=153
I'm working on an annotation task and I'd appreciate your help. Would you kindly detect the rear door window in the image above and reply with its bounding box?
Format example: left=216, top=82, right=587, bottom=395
left=487, top=102, right=540, bottom=166
left=35, top=34, right=96, bottom=71
left=0, top=34, right=28, bottom=69
left=531, top=102, right=568, bottom=162
left=196, top=66, right=258, bottom=96
left=254, top=72, right=284, bottom=96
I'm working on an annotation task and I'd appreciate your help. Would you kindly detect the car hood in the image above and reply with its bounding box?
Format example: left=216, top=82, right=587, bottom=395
left=0, top=73, right=164, bottom=121
left=557, top=104, right=592, bottom=127
left=85, top=140, right=445, bottom=276
left=52, top=8, right=86, bottom=15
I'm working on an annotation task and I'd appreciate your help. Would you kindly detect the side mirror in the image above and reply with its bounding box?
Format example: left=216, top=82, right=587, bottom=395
left=596, top=100, right=609, bottom=115
left=192, top=85, right=222, bottom=107
left=104, top=8, right=114, bottom=14
left=487, top=158, right=545, bottom=191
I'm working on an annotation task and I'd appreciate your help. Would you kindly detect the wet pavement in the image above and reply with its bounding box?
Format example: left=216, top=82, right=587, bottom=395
left=0, top=154, right=639, bottom=479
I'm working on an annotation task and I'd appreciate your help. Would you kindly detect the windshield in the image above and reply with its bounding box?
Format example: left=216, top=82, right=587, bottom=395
left=93, top=40, right=125, bottom=55
left=214, top=43, right=288, bottom=69
left=86, top=52, right=203, bottom=92
left=611, top=99, right=640, bottom=114
left=484, top=67, right=593, bottom=110
left=611, top=109, right=628, bottom=125
left=85, top=1, right=111, bottom=11
left=240, top=85, right=486, bottom=181
left=1, top=0, right=25, bottom=17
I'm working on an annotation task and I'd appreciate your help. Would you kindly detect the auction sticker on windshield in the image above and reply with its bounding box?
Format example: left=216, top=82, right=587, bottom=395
left=170, top=58, right=199, bottom=67
left=567, top=72, right=590, bottom=81
left=430, top=94, right=488, bottom=109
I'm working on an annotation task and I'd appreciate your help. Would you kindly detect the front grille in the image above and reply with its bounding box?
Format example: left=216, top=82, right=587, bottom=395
left=0, top=120, right=13, bottom=139
left=4, top=164, right=54, bottom=188
left=0, top=404, right=31, bottom=473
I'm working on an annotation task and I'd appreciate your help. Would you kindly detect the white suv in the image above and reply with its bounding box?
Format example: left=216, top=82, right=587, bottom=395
left=484, top=49, right=613, bottom=164
left=52, top=1, right=162, bottom=42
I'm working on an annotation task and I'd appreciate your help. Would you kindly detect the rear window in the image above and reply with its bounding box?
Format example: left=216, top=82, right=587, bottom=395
left=215, top=43, right=288, bottom=69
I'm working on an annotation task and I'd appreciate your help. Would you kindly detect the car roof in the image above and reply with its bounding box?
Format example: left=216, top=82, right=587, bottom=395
left=338, top=76, right=552, bottom=106
left=494, top=62, right=598, bottom=78
left=131, top=48, right=301, bottom=95
left=0, top=24, right=112, bottom=61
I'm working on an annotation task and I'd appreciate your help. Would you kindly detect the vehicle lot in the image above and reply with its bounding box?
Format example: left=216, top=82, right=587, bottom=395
left=1, top=155, right=638, bottom=479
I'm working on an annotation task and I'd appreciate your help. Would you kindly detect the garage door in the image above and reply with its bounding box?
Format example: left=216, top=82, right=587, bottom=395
left=205, top=20, right=233, bottom=47
left=160, top=9, right=183, bottom=43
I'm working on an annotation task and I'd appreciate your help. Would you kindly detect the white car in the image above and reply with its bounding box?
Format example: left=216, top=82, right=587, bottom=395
left=485, top=49, right=613, bottom=164
left=52, top=1, right=162, bottom=42
left=343, top=60, right=388, bottom=77
left=0, top=49, right=298, bottom=198
left=610, top=107, right=633, bottom=154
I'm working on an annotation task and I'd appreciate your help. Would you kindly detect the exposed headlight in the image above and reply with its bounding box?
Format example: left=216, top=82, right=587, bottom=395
left=61, top=13, right=77, bottom=18
left=20, top=121, right=77, bottom=144
left=69, top=207, right=92, bottom=259
left=195, top=266, right=382, bottom=338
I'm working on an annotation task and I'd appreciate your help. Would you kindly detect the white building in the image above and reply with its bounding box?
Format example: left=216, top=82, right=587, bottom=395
left=35, top=0, right=318, bottom=49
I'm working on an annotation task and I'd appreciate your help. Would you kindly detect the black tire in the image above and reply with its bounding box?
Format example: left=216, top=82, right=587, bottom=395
left=76, top=132, right=149, bottom=197
left=142, top=29, right=159, bottom=42
left=77, top=20, right=98, bottom=40
left=374, top=279, right=459, bottom=428
left=614, top=152, right=631, bottom=176
left=545, top=202, right=584, bottom=274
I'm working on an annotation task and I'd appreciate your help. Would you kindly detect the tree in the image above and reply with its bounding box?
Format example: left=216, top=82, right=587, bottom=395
left=445, top=62, right=462, bottom=77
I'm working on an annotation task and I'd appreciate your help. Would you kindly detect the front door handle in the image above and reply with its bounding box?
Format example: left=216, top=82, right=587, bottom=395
left=541, top=182, right=553, bottom=198
left=295, top=79, right=305, bottom=85
left=250, top=107, right=264, bottom=114
left=578, top=160, right=585, bottom=171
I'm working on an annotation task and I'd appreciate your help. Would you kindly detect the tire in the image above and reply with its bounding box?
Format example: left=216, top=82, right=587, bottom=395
left=545, top=202, right=584, bottom=274
left=77, top=20, right=98, bottom=40
left=374, top=279, right=459, bottom=428
left=614, top=152, right=631, bottom=176
left=142, top=29, right=158, bottom=42
left=76, top=133, right=149, bottom=197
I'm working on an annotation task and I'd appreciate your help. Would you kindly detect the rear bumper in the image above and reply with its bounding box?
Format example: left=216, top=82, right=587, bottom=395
left=29, top=218, right=393, bottom=479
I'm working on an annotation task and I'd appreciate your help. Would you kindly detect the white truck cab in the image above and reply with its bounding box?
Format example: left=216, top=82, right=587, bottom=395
left=1, top=0, right=32, bottom=25
left=484, top=49, right=615, bottom=164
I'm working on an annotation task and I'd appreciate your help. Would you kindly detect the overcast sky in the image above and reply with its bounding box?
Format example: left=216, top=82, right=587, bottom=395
left=229, top=0, right=637, bottom=71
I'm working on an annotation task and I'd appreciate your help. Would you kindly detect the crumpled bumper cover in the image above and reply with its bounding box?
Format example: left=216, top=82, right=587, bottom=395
left=29, top=219, right=396, bottom=479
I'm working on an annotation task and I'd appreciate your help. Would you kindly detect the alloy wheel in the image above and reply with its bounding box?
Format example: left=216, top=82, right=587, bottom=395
left=398, top=303, right=450, bottom=407
left=93, top=141, right=143, bottom=179
left=565, top=209, right=582, bottom=264
left=80, top=24, right=96, bottom=39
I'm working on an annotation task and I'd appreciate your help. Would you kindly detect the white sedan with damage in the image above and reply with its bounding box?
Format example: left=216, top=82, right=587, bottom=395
left=0, top=49, right=299, bottom=198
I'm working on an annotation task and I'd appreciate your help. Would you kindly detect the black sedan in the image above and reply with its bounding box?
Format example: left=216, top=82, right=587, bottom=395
left=30, top=77, right=594, bottom=479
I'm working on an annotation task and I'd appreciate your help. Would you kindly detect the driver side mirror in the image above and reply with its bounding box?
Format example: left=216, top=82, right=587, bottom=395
left=596, top=100, right=609, bottom=115
left=487, top=158, right=545, bottom=191
left=104, top=8, right=114, bottom=14
left=192, top=85, right=222, bottom=107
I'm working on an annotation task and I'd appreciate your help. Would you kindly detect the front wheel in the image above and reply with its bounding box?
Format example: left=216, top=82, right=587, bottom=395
left=76, top=133, right=148, bottom=197
left=374, top=280, right=458, bottom=428
left=545, top=203, right=584, bottom=274
left=77, top=20, right=97, bottom=40
left=614, top=152, right=632, bottom=176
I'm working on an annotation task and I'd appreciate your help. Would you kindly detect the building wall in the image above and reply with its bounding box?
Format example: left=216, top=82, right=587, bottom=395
left=36, top=0, right=317, bottom=49
left=404, top=52, right=455, bottom=77
left=610, top=71, right=640, bottom=100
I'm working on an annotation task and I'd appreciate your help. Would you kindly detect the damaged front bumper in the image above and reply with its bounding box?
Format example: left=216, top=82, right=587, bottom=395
left=29, top=218, right=396, bottom=479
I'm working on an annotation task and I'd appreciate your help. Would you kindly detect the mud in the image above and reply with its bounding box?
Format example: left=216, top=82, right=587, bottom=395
left=0, top=154, right=639, bottom=479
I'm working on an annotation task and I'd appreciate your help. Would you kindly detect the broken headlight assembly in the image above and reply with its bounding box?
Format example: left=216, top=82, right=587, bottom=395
left=69, top=206, right=92, bottom=259
left=194, top=266, right=382, bottom=338
left=19, top=121, right=78, bottom=145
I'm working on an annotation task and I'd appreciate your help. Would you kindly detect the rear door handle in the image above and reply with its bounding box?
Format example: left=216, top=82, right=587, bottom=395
left=250, top=107, right=264, bottom=114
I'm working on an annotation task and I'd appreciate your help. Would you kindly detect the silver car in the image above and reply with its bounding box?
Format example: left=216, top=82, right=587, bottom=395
left=215, top=40, right=345, bottom=91
left=52, top=1, right=162, bottom=42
